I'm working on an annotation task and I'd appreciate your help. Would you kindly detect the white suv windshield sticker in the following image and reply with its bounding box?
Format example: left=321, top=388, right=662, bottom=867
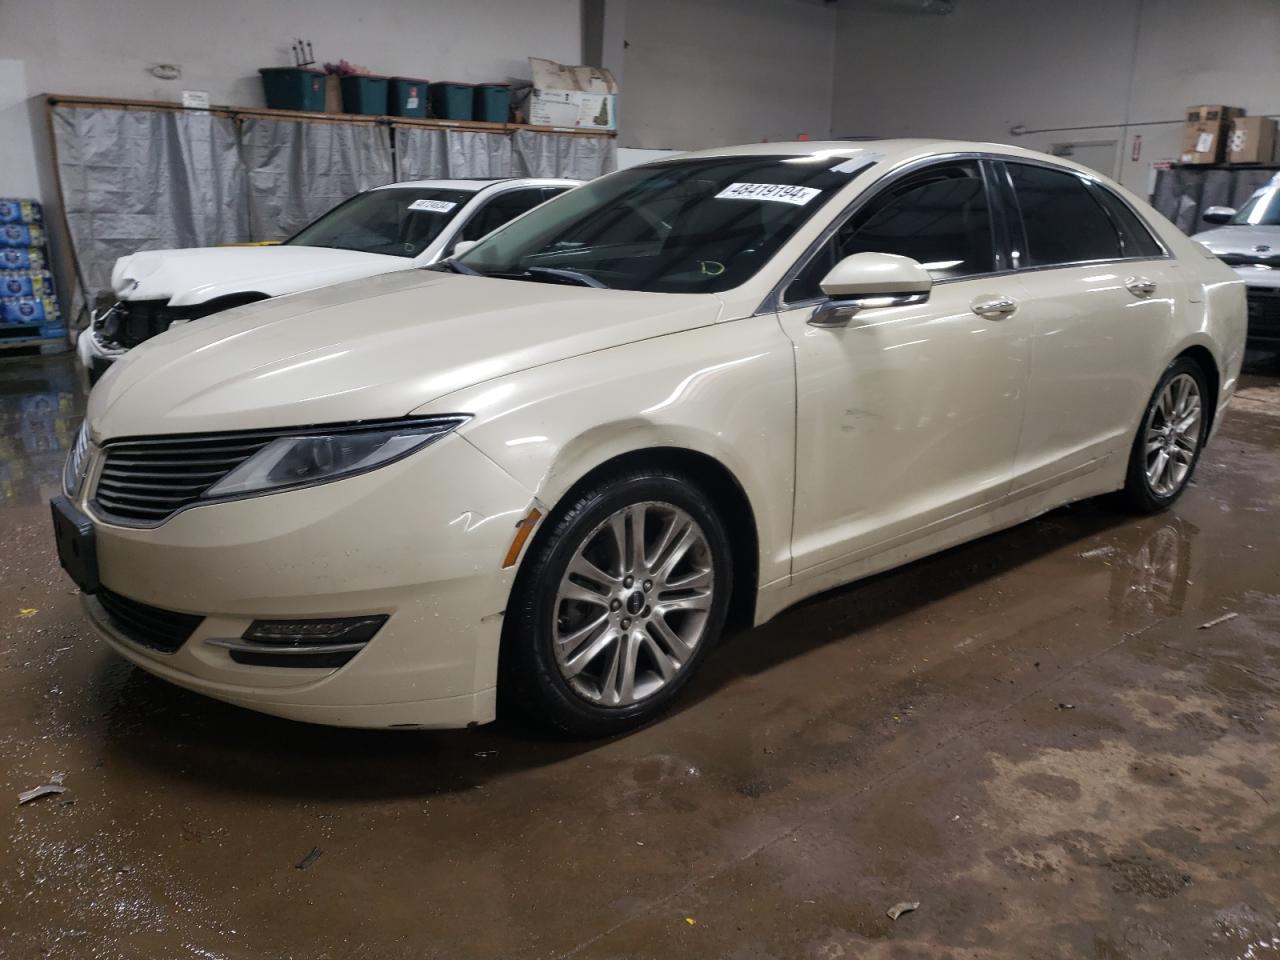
left=408, top=199, right=458, bottom=214
left=715, top=183, right=821, bottom=206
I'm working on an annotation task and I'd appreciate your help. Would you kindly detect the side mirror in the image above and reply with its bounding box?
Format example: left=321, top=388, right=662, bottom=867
left=810, top=252, right=933, bottom=327
left=1201, top=206, right=1236, bottom=225
left=451, top=239, right=478, bottom=257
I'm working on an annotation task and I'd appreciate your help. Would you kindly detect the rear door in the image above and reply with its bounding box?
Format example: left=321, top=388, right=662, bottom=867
left=996, top=160, right=1181, bottom=491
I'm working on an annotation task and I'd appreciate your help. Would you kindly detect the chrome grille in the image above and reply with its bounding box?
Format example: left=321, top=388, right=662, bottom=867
left=92, top=432, right=277, bottom=525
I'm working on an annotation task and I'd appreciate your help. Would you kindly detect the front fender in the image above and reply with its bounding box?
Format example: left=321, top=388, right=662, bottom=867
left=411, top=315, right=797, bottom=589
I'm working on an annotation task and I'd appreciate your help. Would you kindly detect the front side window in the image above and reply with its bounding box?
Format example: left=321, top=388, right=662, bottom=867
left=454, top=155, right=869, bottom=293
left=286, top=187, right=474, bottom=258
left=1007, top=163, right=1122, bottom=267
left=785, top=160, right=995, bottom=303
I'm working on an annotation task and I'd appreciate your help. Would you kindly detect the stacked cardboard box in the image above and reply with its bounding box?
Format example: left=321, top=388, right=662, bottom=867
left=0, top=199, right=65, bottom=348
left=1180, top=105, right=1245, bottom=165
left=1227, top=116, right=1278, bottom=164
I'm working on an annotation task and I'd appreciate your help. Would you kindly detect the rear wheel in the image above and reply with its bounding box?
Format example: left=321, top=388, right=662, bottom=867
left=501, top=468, right=733, bottom=737
left=1119, top=358, right=1209, bottom=513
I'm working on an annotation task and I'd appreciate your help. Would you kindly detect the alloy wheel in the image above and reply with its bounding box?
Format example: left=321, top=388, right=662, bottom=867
left=1143, top=372, right=1202, bottom=498
left=552, top=501, right=715, bottom=707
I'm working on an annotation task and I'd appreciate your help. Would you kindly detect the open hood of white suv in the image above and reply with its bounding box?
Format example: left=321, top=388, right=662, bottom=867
left=111, top=245, right=413, bottom=306
left=88, top=269, right=724, bottom=438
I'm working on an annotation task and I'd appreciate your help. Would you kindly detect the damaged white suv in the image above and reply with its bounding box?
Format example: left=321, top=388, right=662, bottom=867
left=78, top=177, right=578, bottom=382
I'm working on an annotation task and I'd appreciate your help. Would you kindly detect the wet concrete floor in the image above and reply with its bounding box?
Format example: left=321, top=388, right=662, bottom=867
left=1, top=351, right=1278, bottom=959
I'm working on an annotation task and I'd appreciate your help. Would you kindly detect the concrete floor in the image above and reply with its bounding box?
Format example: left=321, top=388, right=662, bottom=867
left=1, top=351, right=1278, bottom=960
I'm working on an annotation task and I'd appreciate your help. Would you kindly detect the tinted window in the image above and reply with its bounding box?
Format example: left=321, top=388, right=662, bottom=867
left=786, top=161, right=994, bottom=303
left=1089, top=185, right=1164, bottom=258
left=286, top=188, right=473, bottom=258
left=454, top=155, right=865, bottom=294
left=1008, top=163, right=1122, bottom=266
left=458, top=188, right=563, bottom=243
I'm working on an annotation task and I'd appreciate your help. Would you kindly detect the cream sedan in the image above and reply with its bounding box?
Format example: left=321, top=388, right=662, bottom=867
left=53, top=140, right=1246, bottom=736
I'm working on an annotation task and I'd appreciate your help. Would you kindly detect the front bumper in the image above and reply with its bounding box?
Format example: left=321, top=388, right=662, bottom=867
left=74, top=435, right=537, bottom=728
left=1241, top=283, right=1280, bottom=347
left=75, top=326, right=127, bottom=385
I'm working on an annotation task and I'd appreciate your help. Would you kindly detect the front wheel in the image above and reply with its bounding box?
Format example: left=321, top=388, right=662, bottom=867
left=1119, top=358, right=1210, bottom=513
left=501, top=468, right=733, bottom=737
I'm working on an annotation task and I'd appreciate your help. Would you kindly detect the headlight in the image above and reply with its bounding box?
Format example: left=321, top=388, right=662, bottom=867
left=63, top=422, right=91, bottom=498
left=201, top=416, right=468, bottom=500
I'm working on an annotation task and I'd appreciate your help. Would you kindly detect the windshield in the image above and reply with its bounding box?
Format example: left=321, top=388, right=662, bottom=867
left=286, top=187, right=474, bottom=258
left=1230, top=187, right=1280, bottom=227
left=453, top=155, right=872, bottom=293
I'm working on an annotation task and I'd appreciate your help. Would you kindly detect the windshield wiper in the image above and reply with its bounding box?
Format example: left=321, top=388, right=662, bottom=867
left=524, top=267, right=610, bottom=289
left=437, top=259, right=484, bottom=277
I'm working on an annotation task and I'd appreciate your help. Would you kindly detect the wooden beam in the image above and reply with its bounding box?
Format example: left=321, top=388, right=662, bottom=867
left=45, top=94, right=617, bottom=138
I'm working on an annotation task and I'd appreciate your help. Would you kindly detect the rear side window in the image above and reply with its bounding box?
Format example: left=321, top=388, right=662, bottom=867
left=785, top=160, right=995, bottom=302
left=1008, top=163, right=1122, bottom=267
left=458, top=188, right=555, bottom=243
left=1089, top=185, right=1165, bottom=258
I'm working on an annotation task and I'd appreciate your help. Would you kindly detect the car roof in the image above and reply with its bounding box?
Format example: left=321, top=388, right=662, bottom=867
left=374, top=177, right=582, bottom=193
left=660, top=138, right=1115, bottom=183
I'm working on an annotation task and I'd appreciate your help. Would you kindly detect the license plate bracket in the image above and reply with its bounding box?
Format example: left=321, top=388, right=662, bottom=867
left=51, top=495, right=100, bottom=594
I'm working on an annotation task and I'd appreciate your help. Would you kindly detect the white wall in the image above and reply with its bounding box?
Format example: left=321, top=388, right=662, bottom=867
left=617, top=0, right=836, bottom=150
left=0, top=0, right=581, bottom=321
left=0, top=0, right=581, bottom=202
left=831, top=0, right=1280, bottom=194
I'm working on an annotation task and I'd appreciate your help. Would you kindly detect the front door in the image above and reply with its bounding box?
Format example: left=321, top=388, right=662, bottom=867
left=776, top=159, right=1032, bottom=576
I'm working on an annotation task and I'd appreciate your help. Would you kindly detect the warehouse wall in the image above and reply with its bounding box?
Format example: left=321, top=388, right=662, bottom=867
left=0, top=0, right=582, bottom=201
left=830, top=0, right=1280, bottom=195
left=617, top=0, right=836, bottom=150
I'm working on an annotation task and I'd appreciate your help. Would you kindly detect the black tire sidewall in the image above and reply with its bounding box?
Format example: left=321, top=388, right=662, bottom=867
left=1124, top=358, right=1211, bottom=512
left=504, top=471, right=734, bottom=736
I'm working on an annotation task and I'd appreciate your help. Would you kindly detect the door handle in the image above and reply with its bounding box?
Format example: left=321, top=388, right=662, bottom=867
left=1125, top=276, right=1157, bottom=298
left=971, top=295, right=1018, bottom=319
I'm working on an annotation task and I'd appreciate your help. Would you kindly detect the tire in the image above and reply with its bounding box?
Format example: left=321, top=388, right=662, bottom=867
left=1118, top=357, right=1211, bottom=514
left=500, top=467, right=734, bottom=737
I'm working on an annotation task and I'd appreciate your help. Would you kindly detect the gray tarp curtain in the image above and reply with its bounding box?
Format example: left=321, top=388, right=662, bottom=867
left=240, top=117, right=394, bottom=239
left=51, top=106, right=250, bottom=312
left=51, top=103, right=616, bottom=321
left=392, top=126, right=615, bottom=181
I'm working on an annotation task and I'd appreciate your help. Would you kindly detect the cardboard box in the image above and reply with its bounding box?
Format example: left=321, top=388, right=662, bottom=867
left=1227, top=116, right=1278, bottom=164
left=1180, top=104, right=1245, bottom=165
left=524, top=57, right=617, bottom=131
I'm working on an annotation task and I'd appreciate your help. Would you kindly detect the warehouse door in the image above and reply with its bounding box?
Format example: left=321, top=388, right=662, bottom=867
left=1049, top=140, right=1119, bottom=179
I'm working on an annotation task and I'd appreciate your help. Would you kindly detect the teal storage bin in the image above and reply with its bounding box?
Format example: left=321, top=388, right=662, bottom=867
left=429, top=82, right=474, bottom=121
left=473, top=83, right=511, bottom=123
left=259, top=68, right=327, bottom=112
left=340, top=75, right=390, bottom=115
left=388, top=77, right=429, bottom=117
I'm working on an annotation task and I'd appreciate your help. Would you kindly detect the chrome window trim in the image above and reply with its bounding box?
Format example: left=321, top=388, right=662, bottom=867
left=760, top=150, right=1172, bottom=316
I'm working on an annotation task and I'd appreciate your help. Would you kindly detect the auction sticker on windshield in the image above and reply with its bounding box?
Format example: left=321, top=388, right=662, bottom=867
left=408, top=199, right=458, bottom=214
left=715, top=183, right=821, bottom=206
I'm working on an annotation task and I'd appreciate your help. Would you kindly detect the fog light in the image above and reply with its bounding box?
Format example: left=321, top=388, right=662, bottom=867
left=205, top=615, right=388, bottom=668
left=243, top=617, right=387, bottom=646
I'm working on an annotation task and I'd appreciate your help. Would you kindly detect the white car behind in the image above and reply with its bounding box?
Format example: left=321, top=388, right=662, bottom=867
left=78, top=177, right=579, bottom=381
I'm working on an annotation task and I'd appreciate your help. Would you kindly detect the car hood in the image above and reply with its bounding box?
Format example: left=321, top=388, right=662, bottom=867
left=88, top=270, right=724, bottom=439
left=1191, top=224, right=1280, bottom=256
left=111, top=245, right=412, bottom=306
